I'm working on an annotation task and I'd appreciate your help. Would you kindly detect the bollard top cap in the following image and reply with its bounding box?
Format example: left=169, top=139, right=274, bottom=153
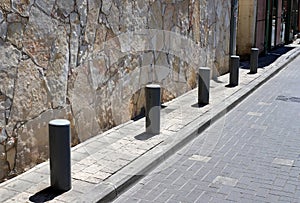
left=199, top=67, right=210, bottom=71
left=251, top=48, right=259, bottom=51
left=49, top=119, right=70, bottom=126
left=146, top=84, right=161, bottom=89
left=230, top=55, right=240, bottom=59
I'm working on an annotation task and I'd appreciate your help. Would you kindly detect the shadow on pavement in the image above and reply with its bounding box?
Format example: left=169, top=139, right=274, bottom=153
left=135, top=132, right=156, bottom=141
left=212, top=77, right=226, bottom=84
left=191, top=103, right=207, bottom=108
left=240, top=46, right=295, bottom=69
left=29, top=186, right=65, bottom=202
left=225, top=84, right=238, bottom=88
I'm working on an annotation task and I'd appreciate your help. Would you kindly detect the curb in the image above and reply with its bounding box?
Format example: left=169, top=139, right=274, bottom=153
left=83, top=47, right=300, bottom=203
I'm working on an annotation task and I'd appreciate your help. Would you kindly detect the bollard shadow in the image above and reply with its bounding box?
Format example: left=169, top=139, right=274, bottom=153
left=29, top=186, right=66, bottom=202
left=135, top=132, right=157, bottom=141
left=131, top=107, right=145, bottom=121
left=191, top=103, right=208, bottom=108
left=212, top=77, right=226, bottom=84
left=225, top=84, right=237, bottom=88
left=131, top=105, right=167, bottom=122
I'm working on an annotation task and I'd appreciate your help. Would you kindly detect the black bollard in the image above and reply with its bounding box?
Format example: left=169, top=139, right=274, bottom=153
left=49, top=119, right=71, bottom=191
left=198, top=67, right=211, bottom=105
left=229, top=55, right=240, bottom=86
left=145, top=84, right=161, bottom=135
left=250, top=48, right=259, bottom=74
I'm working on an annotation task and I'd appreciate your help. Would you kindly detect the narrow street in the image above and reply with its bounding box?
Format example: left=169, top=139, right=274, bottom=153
left=113, top=55, right=300, bottom=202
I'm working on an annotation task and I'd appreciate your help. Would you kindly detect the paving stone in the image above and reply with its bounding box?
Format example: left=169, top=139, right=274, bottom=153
left=247, top=112, right=263, bottom=117
left=71, top=163, right=87, bottom=173
left=250, top=124, right=268, bottom=130
left=258, top=102, right=272, bottom=106
left=226, top=191, right=243, bottom=201
left=0, top=188, right=19, bottom=202
left=26, top=180, right=49, bottom=194
left=34, top=165, right=50, bottom=175
left=77, top=157, right=97, bottom=166
left=92, top=171, right=111, bottom=180
left=212, top=176, right=238, bottom=187
left=273, top=178, right=287, bottom=187
left=80, top=146, right=101, bottom=156
left=82, top=164, right=101, bottom=174
left=5, top=179, right=33, bottom=192
left=54, top=189, right=85, bottom=202
left=71, top=180, right=97, bottom=194
left=171, top=175, right=188, bottom=187
left=189, top=154, right=212, bottom=163
left=19, top=171, right=48, bottom=184
left=3, top=192, right=31, bottom=203
left=71, top=151, right=90, bottom=162
left=154, top=190, right=174, bottom=202
left=272, top=158, right=294, bottom=166
left=84, top=140, right=106, bottom=148
left=84, top=176, right=102, bottom=184
left=72, top=171, right=91, bottom=181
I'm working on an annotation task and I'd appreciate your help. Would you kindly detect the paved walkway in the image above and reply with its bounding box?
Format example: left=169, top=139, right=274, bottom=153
left=113, top=47, right=300, bottom=203
left=0, top=44, right=300, bottom=203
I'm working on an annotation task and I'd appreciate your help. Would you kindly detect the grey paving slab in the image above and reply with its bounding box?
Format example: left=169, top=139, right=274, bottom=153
left=3, top=192, right=33, bottom=203
left=0, top=188, right=19, bottom=202
left=18, top=171, right=48, bottom=184
left=4, top=179, right=33, bottom=192
left=1, top=46, right=300, bottom=202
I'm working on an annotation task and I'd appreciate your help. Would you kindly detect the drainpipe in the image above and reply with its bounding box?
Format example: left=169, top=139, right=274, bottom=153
left=230, top=0, right=239, bottom=56
left=254, top=0, right=258, bottom=47
left=285, top=0, right=292, bottom=43
left=264, top=0, right=271, bottom=54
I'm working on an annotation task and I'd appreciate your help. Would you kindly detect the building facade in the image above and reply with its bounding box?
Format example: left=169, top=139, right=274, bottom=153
left=237, top=0, right=299, bottom=56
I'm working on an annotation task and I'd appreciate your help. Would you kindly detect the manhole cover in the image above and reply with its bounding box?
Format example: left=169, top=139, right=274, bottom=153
left=276, top=96, right=300, bottom=103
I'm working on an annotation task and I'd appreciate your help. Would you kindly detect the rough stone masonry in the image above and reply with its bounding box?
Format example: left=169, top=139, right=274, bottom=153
left=0, top=0, right=231, bottom=182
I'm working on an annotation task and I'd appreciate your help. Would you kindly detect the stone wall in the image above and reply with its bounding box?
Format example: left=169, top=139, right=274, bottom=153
left=237, top=0, right=256, bottom=56
left=0, top=0, right=231, bottom=182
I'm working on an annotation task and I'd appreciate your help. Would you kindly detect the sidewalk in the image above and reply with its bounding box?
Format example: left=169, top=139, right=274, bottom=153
left=1, top=44, right=300, bottom=203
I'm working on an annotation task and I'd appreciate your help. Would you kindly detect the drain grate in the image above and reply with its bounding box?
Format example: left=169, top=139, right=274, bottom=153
left=276, top=95, right=300, bottom=103
left=289, top=97, right=300, bottom=103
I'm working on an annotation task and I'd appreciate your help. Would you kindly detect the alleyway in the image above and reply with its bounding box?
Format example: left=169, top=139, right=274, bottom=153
left=113, top=54, right=300, bottom=202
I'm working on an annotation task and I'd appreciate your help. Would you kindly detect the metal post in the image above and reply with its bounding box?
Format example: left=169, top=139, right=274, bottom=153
left=145, top=84, right=161, bottom=135
left=229, top=0, right=239, bottom=55
left=198, top=67, right=211, bottom=105
left=229, top=55, right=240, bottom=86
left=250, top=48, right=259, bottom=74
left=49, top=119, right=71, bottom=191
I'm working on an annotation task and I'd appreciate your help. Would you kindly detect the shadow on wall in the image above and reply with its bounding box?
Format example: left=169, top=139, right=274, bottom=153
left=129, top=87, right=176, bottom=121
left=240, top=46, right=294, bottom=69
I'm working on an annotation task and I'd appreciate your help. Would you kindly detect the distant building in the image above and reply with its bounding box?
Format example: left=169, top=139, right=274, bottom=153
left=237, top=0, right=299, bottom=57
